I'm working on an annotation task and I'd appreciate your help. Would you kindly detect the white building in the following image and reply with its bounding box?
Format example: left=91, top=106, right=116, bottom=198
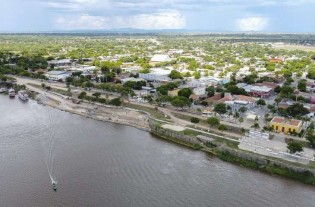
left=150, top=54, right=171, bottom=65
left=193, top=87, right=206, bottom=96
left=48, top=59, right=72, bottom=67
left=139, top=68, right=171, bottom=82
left=45, top=71, right=71, bottom=81
left=120, top=77, right=145, bottom=84
left=187, top=77, right=227, bottom=88
left=71, top=65, right=96, bottom=72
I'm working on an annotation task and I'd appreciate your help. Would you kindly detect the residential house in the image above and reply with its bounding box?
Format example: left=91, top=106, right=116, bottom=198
left=255, top=81, right=278, bottom=90
left=214, top=93, right=233, bottom=104
left=204, top=93, right=222, bottom=105
left=278, top=99, right=294, bottom=109
left=270, top=116, right=302, bottom=134
left=193, top=87, right=206, bottom=96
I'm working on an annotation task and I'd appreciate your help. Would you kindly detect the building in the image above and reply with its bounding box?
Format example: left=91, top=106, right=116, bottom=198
left=149, top=54, right=171, bottom=66
left=270, top=116, right=302, bottom=134
left=45, top=71, right=71, bottom=81
left=139, top=68, right=171, bottom=82
left=120, top=77, right=145, bottom=84
left=255, top=82, right=278, bottom=90
left=48, top=59, right=73, bottom=67
left=204, top=93, right=222, bottom=105
left=187, top=77, right=228, bottom=88
left=239, top=84, right=273, bottom=98
left=193, top=87, right=206, bottom=96
left=269, top=58, right=284, bottom=63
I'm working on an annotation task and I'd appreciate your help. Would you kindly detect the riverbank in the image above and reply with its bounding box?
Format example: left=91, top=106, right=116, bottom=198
left=149, top=119, right=315, bottom=186
left=27, top=88, right=151, bottom=132
left=9, top=82, right=315, bottom=185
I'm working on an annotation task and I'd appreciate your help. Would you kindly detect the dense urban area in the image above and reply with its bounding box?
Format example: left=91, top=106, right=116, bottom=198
left=2, top=33, right=315, bottom=184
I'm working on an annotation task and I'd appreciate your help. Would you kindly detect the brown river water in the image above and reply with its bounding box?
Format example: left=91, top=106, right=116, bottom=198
left=0, top=95, right=314, bottom=207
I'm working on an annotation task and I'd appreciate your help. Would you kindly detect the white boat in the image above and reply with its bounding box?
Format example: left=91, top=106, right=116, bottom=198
left=0, top=88, right=6, bottom=93
left=8, top=88, right=15, bottom=98
left=18, top=90, right=29, bottom=101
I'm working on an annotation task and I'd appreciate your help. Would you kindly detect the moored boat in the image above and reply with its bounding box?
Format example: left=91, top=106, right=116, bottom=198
left=0, top=88, right=6, bottom=93
left=18, top=90, right=29, bottom=101
left=8, top=88, right=15, bottom=98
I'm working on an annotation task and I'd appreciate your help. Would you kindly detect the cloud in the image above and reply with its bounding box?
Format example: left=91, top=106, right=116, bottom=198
left=236, top=17, right=268, bottom=31
left=56, top=14, right=109, bottom=29
left=54, top=10, right=186, bottom=30
left=2, top=0, right=315, bottom=32
left=128, top=10, right=186, bottom=29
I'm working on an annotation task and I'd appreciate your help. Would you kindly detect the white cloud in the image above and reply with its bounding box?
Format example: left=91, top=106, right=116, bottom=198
left=236, top=17, right=268, bottom=31
left=56, top=14, right=109, bottom=29
left=54, top=10, right=186, bottom=30
left=128, top=10, right=186, bottom=29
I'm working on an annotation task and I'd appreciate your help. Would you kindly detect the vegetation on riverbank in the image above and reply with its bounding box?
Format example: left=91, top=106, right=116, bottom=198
left=151, top=131, right=203, bottom=150
left=216, top=150, right=315, bottom=185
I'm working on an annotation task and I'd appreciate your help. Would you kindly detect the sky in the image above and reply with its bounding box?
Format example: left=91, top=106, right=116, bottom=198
left=0, top=0, right=315, bottom=32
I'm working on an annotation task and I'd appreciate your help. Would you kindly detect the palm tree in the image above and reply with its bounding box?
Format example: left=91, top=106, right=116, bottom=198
left=239, top=117, right=244, bottom=126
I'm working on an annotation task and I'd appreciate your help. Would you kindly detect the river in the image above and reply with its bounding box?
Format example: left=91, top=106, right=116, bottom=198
left=0, top=95, right=314, bottom=207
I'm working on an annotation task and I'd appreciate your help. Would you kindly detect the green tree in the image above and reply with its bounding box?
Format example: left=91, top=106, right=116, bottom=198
left=256, top=99, right=266, bottom=106
left=194, top=71, right=201, bottom=79
left=297, top=79, right=307, bottom=92
left=78, top=91, right=87, bottom=99
left=169, top=70, right=182, bottom=79
left=286, top=103, right=309, bottom=117
left=306, top=124, right=315, bottom=148
left=178, top=88, right=192, bottom=99
left=206, top=86, right=215, bottom=97
left=191, top=117, right=200, bottom=124
left=214, top=103, right=227, bottom=115
left=274, top=85, right=281, bottom=93
left=92, top=92, right=101, bottom=99
left=171, top=99, right=186, bottom=109
left=251, top=122, right=260, bottom=129
left=239, top=117, right=244, bottom=125
left=287, top=141, right=304, bottom=154
left=109, top=97, right=122, bottom=106
left=207, top=117, right=220, bottom=127
left=239, top=106, right=248, bottom=113
left=218, top=124, right=228, bottom=131
left=280, top=85, right=294, bottom=98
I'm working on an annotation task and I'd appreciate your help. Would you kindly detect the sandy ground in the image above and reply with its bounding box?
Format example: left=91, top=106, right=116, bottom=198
left=28, top=85, right=150, bottom=131
left=162, top=124, right=185, bottom=132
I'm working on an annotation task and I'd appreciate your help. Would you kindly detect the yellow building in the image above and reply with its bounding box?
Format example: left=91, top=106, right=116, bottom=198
left=168, top=89, right=180, bottom=97
left=270, top=116, right=302, bottom=134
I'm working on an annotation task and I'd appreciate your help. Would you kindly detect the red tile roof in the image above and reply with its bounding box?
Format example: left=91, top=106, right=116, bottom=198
left=271, top=116, right=302, bottom=126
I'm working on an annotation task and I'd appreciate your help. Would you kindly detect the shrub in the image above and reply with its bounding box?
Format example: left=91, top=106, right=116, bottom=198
left=191, top=117, right=200, bottom=123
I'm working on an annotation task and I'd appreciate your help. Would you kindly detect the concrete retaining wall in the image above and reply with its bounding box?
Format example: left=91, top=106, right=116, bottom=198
left=149, top=119, right=200, bottom=145
left=219, top=146, right=315, bottom=176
